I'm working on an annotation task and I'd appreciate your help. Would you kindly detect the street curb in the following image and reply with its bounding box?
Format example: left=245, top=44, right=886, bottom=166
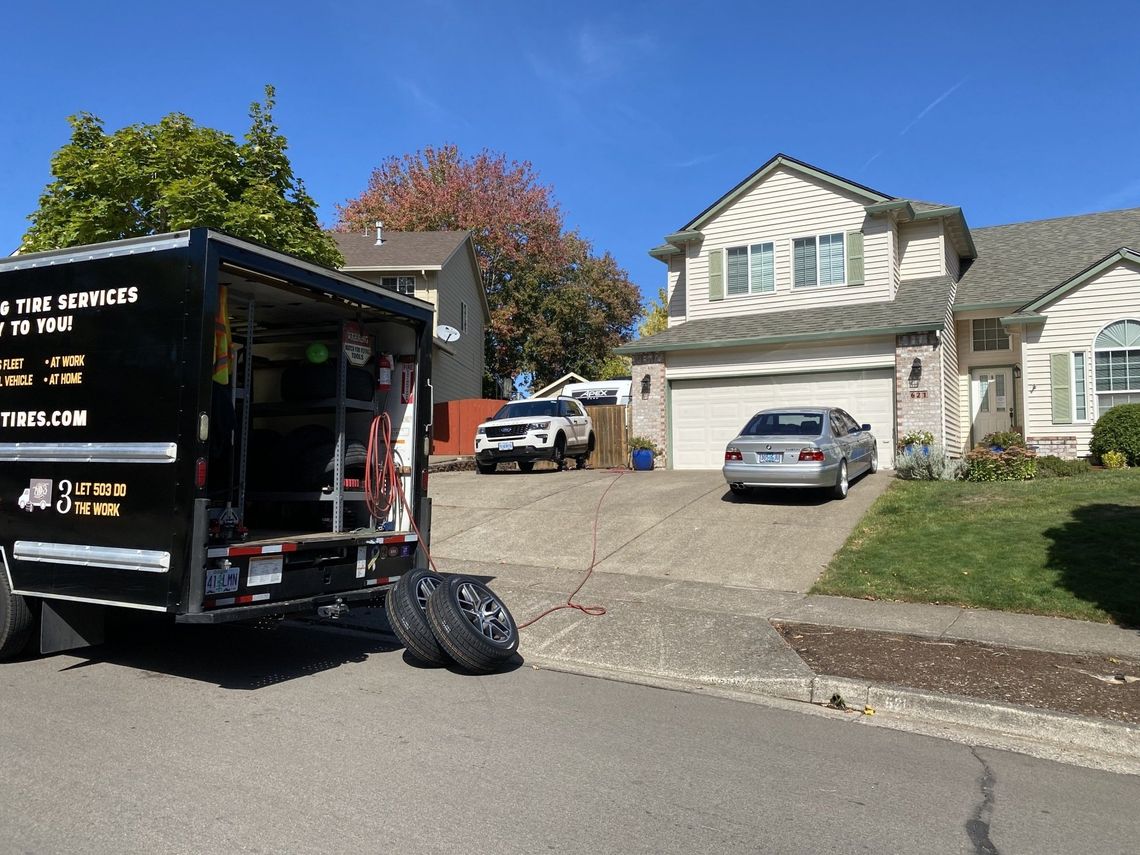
left=807, top=674, right=1140, bottom=765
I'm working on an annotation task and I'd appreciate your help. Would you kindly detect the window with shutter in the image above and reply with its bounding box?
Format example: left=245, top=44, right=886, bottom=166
left=726, top=247, right=749, bottom=296
left=793, top=237, right=817, bottom=288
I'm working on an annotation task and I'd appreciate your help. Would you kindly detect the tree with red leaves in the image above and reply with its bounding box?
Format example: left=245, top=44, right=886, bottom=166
left=337, top=145, right=640, bottom=392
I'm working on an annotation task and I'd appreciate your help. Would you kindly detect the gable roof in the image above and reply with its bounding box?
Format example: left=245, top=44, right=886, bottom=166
left=530, top=372, right=588, bottom=398
left=332, top=229, right=471, bottom=270
left=955, top=207, right=1140, bottom=309
left=681, top=153, right=893, bottom=232
left=617, top=275, right=952, bottom=354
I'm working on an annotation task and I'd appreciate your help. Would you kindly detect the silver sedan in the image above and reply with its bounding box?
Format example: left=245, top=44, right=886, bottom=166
left=721, top=407, right=879, bottom=500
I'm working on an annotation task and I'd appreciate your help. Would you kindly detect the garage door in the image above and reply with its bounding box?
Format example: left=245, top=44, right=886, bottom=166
left=670, top=369, right=895, bottom=469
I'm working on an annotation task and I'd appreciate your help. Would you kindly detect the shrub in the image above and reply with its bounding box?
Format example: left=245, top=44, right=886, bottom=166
left=628, top=435, right=658, bottom=453
left=979, top=429, right=1026, bottom=449
left=1090, top=403, right=1140, bottom=465
left=897, top=430, right=934, bottom=450
left=1035, top=455, right=1093, bottom=478
left=1102, top=450, right=1129, bottom=470
left=964, top=445, right=1037, bottom=482
left=895, top=446, right=964, bottom=481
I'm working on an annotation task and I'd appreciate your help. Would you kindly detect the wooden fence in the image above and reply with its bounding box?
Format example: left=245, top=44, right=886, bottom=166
left=432, top=398, right=507, bottom=455
left=587, top=404, right=630, bottom=469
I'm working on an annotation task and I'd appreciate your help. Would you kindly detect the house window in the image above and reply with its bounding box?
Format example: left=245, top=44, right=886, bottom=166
left=1073, top=351, right=1087, bottom=421
left=793, top=233, right=844, bottom=288
left=971, top=318, right=1010, bottom=351
left=382, top=276, right=415, bottom=296
left=725, top=242, right=775, bottom=296
left=1094, top=319, right=1140, bottom=413
left=460, top=300, right=469, bottom=333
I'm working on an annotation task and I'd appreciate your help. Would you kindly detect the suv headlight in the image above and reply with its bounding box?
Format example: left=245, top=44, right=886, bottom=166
left=476, top=426, right=487, bottom=435
left=526, top=421, right=550, bottom=430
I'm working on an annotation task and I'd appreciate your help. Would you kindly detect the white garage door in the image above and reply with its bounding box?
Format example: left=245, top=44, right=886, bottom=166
left=670, top=369, right=895, bottom=470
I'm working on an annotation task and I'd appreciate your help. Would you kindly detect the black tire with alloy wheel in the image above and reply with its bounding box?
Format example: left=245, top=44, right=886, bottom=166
left=387, top=568, right=451, bottom=666
left=551, top=435, right=567, bottom=470
left=517, top=461, right=535, bottom=473
left=869, top=445, right=879, bottom=474
left=476, top=461, right=497, bottom=474
left=0, top=563, right=35, bottom=660
left=426, top=575, right=519, bottom=673
left=831, top=459, right=849, bottom=500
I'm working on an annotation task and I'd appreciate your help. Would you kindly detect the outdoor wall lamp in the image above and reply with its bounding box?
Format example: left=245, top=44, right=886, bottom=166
left=641, top=373, right=652, bottom=396
left=908, top=357, right=922, bottom=389
left=1013, top=363, right=1022, bottom=379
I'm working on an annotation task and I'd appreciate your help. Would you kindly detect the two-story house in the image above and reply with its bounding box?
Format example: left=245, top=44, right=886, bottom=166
left=620, top=153, right=1140, bottom=469
left=332, top=227, right=489, bottom=402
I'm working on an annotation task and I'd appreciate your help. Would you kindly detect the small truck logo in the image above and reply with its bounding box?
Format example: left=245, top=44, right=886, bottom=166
left=18, top=479, right=52, bottom=512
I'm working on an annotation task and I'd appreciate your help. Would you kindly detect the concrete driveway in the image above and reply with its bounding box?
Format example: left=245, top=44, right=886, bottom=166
left=426, top=466, right=890, bottom=593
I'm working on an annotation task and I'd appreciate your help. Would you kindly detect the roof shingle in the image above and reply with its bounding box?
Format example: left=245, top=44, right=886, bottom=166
left=331, top=230, right=470, bottom=269
left=955, top=207, right=1140, bottom=308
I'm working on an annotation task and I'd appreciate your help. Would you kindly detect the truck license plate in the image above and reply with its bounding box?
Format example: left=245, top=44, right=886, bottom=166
left=205, top=567, right=240, bottom=595
left=757, top=452, right=782, bottom=463
left=498, top=441, right=514, bottom=451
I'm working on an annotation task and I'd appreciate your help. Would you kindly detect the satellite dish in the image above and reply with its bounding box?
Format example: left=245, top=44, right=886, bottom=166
left=436, top=324, right=460, bottom=343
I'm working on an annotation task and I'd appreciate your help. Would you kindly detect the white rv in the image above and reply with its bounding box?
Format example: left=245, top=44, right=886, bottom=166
left=561, top=380, right=632, bottom=407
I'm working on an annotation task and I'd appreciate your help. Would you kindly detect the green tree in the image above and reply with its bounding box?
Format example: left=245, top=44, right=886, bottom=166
left=336, top=145, right=640, bottom=391
left=22, top=86, right=342, bottom=268
left=639, top=287, right=670, bottom=337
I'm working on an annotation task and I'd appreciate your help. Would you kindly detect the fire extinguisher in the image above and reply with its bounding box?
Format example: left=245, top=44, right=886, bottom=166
left=376, top=353, right=393, bottom=393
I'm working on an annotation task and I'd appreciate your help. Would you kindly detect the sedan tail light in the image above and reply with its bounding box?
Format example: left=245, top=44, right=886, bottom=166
left=724, top=447, right=742, bottom=462
left=798, top=448, right=825, bottom=462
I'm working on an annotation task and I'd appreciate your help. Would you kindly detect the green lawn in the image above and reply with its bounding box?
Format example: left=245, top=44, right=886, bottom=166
left=814, top=470, right=1140, bottom=625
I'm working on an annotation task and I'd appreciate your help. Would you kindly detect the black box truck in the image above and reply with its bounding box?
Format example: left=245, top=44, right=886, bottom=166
left=0, top=229, right=435, bottom=658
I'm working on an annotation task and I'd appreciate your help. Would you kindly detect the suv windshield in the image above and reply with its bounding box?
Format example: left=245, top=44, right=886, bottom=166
left=494, top=400, right=558, bottom=420
left=742, top=411, right=824, bottom=437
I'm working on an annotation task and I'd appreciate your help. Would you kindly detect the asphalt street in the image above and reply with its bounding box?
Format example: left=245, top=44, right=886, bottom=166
left=2, top=618, right=1137, bottom=854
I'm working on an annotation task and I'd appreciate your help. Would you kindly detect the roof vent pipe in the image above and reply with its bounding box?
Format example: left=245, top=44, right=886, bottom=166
left=374, top=221, right=384, bottom=246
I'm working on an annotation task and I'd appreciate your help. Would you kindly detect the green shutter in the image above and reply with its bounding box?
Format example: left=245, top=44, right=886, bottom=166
left=846, top=231, right=864, bottom=286
left=708, top=249, right=724, bottom=301
left=1050, top=352, right=1072, bottom=424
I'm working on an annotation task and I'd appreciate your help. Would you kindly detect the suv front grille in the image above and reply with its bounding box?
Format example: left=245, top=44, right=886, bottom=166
left=486, top=425, right=523, bottom=439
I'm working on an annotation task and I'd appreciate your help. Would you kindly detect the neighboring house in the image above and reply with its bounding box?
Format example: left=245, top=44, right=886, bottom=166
left=530, top=372, right=588, bottom=399
left=619, top=153, right=1140, bottom=469
left=332, top=227, right=489, bottom=403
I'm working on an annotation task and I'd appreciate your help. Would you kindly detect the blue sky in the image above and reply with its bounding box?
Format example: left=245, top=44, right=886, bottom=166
left=3, top=1, right=1139, bottom=305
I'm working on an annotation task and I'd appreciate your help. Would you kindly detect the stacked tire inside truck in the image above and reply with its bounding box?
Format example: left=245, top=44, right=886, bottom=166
left=387, top=571, right=519, bottom=674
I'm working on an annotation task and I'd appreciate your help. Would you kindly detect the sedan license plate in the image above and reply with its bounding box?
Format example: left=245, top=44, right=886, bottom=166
left=205, top=566, right=240, bottom=595
left=757, top=452, right=782, bottom=463
left=498, top=441, right=514, bottom=451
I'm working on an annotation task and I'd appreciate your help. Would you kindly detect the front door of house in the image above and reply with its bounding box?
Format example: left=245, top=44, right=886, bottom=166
left=971, top=367, right=1013, bottom=443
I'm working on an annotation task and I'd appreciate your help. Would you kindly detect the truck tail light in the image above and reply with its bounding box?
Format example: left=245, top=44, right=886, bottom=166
left=725, top=447, right=742, bottom=462
left=798, top=448, right=825, bottom=462
left=195, top=457, right=208, bottom=488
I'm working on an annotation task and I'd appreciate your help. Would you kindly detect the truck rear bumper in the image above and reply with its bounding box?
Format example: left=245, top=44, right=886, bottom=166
left=176, top=583, right=394, bottom=624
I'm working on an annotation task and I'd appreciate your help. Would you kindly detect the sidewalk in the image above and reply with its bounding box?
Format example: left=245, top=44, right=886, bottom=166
left=332, top=559, right=1140, bottom=775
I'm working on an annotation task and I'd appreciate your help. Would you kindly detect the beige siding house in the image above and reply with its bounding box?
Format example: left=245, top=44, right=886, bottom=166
left=621, top=153, right=1140, bottom=468
left=332, top=228, right=489, bottom=403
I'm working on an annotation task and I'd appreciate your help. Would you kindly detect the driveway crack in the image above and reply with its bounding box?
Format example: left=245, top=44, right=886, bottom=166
left=965, top=746, right=1000, bottom=855
left=593, top=482, right=726, bottom=567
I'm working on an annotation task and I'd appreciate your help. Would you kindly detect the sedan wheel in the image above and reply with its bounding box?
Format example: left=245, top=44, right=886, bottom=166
left=869, top=446, right=878, bottom=474
left=831, top=459, right=849, bottom=500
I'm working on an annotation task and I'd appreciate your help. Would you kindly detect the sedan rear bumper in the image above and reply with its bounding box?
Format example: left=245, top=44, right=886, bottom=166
left=722, top=460, right=840, bottom=489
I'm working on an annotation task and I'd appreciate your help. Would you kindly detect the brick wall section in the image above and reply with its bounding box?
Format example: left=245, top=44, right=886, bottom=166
left=895, top=333, right=945, bottom=449
left=1026, top=435, right=1078, bottom=458
left=631, top=352, right=668, bottom=467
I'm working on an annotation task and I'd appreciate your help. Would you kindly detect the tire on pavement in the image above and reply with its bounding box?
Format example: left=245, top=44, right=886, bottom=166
left=831, top=459, right=849, bottom=500
left=426, top=575, right=519, bottom=673
left=0, top=564, right=35, bottom=660
left=387, top=568, right=451, bottom=666
left=516, top=461, right=535, bottom=473
left=551, top=434, right=567, bottom=470
left=476, top=460, right=497, bottom=474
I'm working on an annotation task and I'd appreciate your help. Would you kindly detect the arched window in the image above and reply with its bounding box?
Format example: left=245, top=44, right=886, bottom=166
left=1094, top=319, right=1140, bottom=414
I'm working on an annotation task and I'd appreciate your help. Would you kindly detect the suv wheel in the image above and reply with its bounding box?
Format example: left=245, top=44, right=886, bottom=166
left=476, top=461, right=497, bottom=474
left=551, top=435, right=567, bottom=470
left=517, top=461, right=535, bottom=473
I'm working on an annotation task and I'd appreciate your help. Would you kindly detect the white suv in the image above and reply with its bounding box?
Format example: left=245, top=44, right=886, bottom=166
left=474, top=396, right=595, bottom=473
